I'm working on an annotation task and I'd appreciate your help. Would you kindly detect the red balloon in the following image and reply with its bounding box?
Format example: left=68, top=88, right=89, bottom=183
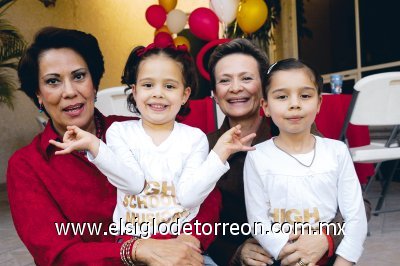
left=196, top=39, right=231, bottom=81
left=154, top=32, right=174, bottom=48
left=146, top=5, right=167, bottom=29
left=189, top=8, right=219, bottom=41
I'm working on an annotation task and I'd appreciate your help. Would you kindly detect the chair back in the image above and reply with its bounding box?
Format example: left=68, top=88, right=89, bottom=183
left=350, top=72, right=400, bottom=126
left=95, top=86, right=135, bottom=117
left=35, top=115, right=48, bottom=130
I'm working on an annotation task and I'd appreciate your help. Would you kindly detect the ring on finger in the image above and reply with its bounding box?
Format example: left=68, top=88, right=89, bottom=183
left=297, top=259, right=308, bottom=266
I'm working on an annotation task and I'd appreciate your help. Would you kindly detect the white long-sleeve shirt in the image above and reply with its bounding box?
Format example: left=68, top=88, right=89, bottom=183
left=244, top=136, right=367, bottom=263
left=88, top=120, right=229, bottom=235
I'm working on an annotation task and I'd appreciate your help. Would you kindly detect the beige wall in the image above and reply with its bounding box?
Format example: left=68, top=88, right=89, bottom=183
left=5, top=0, right=209, bottom=88
left=0, top=0, right=208, bottom=183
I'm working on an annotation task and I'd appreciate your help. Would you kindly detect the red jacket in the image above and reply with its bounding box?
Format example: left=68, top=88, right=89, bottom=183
left=7, top=112, right=221, bottom=265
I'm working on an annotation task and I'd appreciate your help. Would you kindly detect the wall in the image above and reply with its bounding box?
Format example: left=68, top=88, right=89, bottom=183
left=5, top=0, right=209, bottom=88
left=0, top=0, right=208, bottom=183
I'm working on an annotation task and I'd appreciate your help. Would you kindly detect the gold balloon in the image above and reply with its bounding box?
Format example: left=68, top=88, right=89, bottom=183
left=159, top=0, right=177, bottom=13
left=173, top=36, right=191, bottom=51
left=237, top=0, right=268, bottom=34
left=154, top=25, right=171, bottom=36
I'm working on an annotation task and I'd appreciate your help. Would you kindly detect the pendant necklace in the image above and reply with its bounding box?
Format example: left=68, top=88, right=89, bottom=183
left=273, top=136, right=316, bottom=168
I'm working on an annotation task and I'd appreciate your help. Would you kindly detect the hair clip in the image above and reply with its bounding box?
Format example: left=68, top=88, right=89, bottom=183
left=135, top=43, right=189, bottom=57
left=135, top=43, right=156, bottom=57
left=175, top=44, right=188, bottom=52
left=267, top=62, right=278, bottom=74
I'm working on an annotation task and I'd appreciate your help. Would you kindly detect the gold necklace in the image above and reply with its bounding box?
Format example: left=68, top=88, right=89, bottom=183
left=273, top=136, right=316, bottom=168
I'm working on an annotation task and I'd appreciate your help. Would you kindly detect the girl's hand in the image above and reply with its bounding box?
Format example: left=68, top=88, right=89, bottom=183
left=238, top=238, right=273, bottom=266
left=279, top=232, right=327, bottom=266
left=212, top=124, right=256, bottom=163
left=49, top=125, right=100, bottom=156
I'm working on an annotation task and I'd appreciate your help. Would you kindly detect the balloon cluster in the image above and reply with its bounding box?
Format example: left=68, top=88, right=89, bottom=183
left=211, top=0, right=268, bottom=35
left=145, top=0, right=269, bottom=80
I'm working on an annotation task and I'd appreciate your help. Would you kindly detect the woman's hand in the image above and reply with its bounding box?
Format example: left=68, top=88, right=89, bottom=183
left=136, top=238, right=204, bottom=266
left=279, top=233, right=328, bottom=266
left=49, top=125, right=100, bottom=156
left=238, top=238, right=273, bottom=266
left=177, top=234, right=202, bottom=253
left=213, top=124, right=256, bottom=163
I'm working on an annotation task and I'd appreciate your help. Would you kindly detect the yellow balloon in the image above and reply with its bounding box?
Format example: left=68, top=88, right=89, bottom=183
left=159, top=0, right=177, bottom=13
left=237, top=0, right=268, bottom=34
left=173, top=36, right=191, bottom=51
left=154, top=25, right=171, bottom=36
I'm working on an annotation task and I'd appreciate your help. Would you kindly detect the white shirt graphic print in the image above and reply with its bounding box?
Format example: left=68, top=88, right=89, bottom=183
left=89, top=119, right=229, bottom=236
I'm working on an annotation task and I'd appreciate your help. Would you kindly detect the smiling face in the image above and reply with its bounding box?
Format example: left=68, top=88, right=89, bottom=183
left=132, top=54, right=191, bottom=129
left=213, top=53, right=262, bottom=121
left=37, top=48, right=96, bottom=136
left=262, top=69, right=322, bottom=137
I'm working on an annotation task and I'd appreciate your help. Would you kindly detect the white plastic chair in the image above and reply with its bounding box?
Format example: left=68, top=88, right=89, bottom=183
left=95, top=86, right=138, bottom=117
left=211, top=91, right=225, bottom=128
left=339, top=72, right=400, bottom=214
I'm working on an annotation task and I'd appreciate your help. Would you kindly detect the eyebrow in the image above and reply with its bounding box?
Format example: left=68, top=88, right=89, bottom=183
left=270, top=86, right=317, bottom=93
left=42, top=68, right=87, bottom=78
left=42, top=73, right=60, bottom=78
left=163, top=78, right=179, bottom=83
left=218, top=72, right=253, bottom=77
left=137, top=77, right=179, bottom=83
left=72, top=68, right=87, bottom=74
left=299, top=86, right=317, bottom=92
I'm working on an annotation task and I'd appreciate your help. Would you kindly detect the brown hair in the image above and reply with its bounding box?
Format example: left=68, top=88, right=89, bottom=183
left=208, top=38, right=269, bottom=92
left=121, top=45, right=198, bottom=117
left=18, top=27, right=104, bottom=108
left=263, top=58, right=323, bottom=99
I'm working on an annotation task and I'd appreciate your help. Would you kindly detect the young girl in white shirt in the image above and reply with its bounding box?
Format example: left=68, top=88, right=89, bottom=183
left=50, top=43, right=255, bottom=246
left=243, top=58, right=367, bottom=266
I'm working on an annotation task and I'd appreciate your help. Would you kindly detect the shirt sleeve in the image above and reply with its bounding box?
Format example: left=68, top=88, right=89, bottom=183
left=88, top=123, right=145, bottom=195
left=335, top=144, right=368, bottom=263
left=243, top=152, right=289, bottom=260
left=176, top=133, right=229, bottom=209
left=7, top=154, right=123, bottom=266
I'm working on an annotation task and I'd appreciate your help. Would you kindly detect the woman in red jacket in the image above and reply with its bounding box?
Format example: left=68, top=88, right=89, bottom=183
left=7, top=27, right=220, bottom=266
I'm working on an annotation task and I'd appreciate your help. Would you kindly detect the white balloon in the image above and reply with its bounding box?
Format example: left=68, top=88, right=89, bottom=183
left=210, top=0, right=239, bottom=24
left=166, top=9, right=187, bottom=34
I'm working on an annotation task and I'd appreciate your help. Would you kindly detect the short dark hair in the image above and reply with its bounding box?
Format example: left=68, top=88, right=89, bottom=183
left=121, top=45, right=198, bottom=117
left=208, top=38, right=269, bottom=91
left=18, top=27, right=105, bottom=107
left=263, top=58, right=323, bottom=99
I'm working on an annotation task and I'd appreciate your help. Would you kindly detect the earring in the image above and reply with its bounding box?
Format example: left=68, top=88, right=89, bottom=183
left=94, top=95, right=97, bottom=103
left=39, top=104, right=44, bottom=113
